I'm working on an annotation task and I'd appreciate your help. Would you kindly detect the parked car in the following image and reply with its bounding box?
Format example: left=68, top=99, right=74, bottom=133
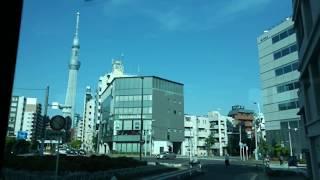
left=156, top=152, right=176, bottom=159
left=78, top=149, right=86, bottom=156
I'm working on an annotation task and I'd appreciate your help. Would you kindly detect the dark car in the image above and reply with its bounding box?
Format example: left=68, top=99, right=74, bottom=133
left=288, top=156, right=298, bottom=166
left=156, top=152, right=176, bottom=159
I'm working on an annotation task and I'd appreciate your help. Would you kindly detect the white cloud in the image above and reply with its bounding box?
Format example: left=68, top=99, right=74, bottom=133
left=217, top=0, right=271, bottom=17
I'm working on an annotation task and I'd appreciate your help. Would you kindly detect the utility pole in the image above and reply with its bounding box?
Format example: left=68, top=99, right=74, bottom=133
left=139, top=77, right=144, bottom=160
left=40, top=85, right=49, bottom=156
left=255, top=120, right=258, bottom=160
left=288, top=122, right=293, bottom=156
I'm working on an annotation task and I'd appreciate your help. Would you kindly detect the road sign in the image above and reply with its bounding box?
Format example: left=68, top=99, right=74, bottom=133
left=17, top=131, right=28, bottom=140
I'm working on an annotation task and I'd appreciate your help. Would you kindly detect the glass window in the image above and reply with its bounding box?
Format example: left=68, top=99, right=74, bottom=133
left=288, top=27, right=295, bottom=35
left=279, top=31, right=288, bottom=40
left=128, top=96, right=133, bottom=101
left=283, top=65, right=292, bottom=73
left=290, top=44, right=297, bottom=52
left=284, top=83, right=294, bottom=91
left=273, top=51, right=281, bottom=60
left=277, top=86, right=284, bottom=93
left=292, top=62, right=299, bottom=70
left=282, top=48, right=290, bottom=56
left=294, top=82, right=300, bottom=89
left=278, top=103, right=287, bottom=111
left=275, top=68, right=283, bottom=76
left=272, top=35, right=280, bottom=44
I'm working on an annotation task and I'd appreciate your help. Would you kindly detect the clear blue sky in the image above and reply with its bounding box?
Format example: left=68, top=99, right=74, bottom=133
left=13, top=0, right=293, bottom=116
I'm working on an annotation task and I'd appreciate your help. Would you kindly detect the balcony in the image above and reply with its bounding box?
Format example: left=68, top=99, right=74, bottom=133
left=197, top=140, right=206, bottom=146
left=198, top=131, right=207, bottom=138
left=185, top=121, right=193, bottom=127
left=185, top=130, right=193, bottom=137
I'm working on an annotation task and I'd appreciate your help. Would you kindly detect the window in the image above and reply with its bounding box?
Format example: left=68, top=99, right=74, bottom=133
left=275, top=68, right=283, bottom=76
left=292, top=62, right=299, bottom=70
left=273, top=43, right=297, bottom=60
left=290, top=44, right=297, bottom=52
left=275, top=62, right=299, bottom=76
left=173, top=110, right=177, bottom=114
left=283, top=65, right=292, bottom=73
left=272, top=36, right=280, bottom=43
left=279, top=31, right=288, bottom=39
left=278, top=100, right=299, bottom=111
left=273, top=52, right=281, bottom=59
left=288, top=27, right=294, bottom=35
left=282, top=48, right=290, bottom=56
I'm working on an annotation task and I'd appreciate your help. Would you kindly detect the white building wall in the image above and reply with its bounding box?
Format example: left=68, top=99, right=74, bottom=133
left=208, top=111, right=229, bottom=156
left=22, top=98, right=38, bottom=141
left=182, top=115, right=210, bottom=157
left=83, top=97, right=95, bottom=152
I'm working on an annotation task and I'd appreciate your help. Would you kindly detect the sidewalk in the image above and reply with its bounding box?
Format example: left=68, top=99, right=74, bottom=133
left=268, top=161, right=308, bottom=178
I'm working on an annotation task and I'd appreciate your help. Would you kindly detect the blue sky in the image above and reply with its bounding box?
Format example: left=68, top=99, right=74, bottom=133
left=13, top=0, right=293, bottom=116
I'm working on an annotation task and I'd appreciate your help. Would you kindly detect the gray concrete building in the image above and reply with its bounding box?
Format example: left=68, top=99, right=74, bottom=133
left=98, top=76, right=184, bottom=155
left=293, top=0, right=320, bottom=179
left=257, top=18, right=302, bottom=155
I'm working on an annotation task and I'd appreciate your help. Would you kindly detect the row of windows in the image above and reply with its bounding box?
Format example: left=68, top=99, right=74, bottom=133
left=272, top=26, right=295, bottom=44
left=114, top=107, right=152, bottom=114
left=273, top=44, right=297, bottom=60
left=115, top=95, right=152, bottom=102
left=275, top=62, right=299, bottom=76
left=277, top=81, right=300, bottom=93
left=278, top=100, right=299, bottom=111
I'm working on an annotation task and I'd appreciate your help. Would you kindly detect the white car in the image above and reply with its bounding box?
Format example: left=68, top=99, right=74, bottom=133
left=156, top=152, right=176, bottom=159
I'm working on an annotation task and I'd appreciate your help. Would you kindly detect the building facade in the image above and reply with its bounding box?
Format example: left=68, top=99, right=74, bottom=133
left=228, top=105, right=254, bottom=138
left=181, top=115, right=210, bottom=157
left=257, top=18, right=302, bottom=155
left=208, top=111, right=229, bottom=156
left=98, top=76, right=184, bottom=155
left=7, top=96, right=25, bottom=137
left=95, top=60, right=128, bottom=153
left=82, top=86, right=95, bottom=152
left=293, top=0, right=320, bottom=179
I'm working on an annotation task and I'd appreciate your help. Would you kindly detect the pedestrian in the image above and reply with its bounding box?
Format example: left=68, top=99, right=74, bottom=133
left=225, top=153, right=230, bottom=167
left=279, top=155, right=284, bottom=165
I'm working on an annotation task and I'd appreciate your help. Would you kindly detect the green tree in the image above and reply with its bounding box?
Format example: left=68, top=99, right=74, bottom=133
left=205, top=134, right=216, bottom=156
left=70, top=140, right=82, bottom=149
left=258, top=138, right=270, bottom=158
left=5, top=137, right=17, bottom=155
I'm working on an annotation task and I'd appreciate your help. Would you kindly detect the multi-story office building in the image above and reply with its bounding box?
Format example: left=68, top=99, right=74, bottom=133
left=23, top=98, right=42, bottom=141
left=208, top=111, right=230, bottom=156
left=181, top=115, right=210, bottom=157
left=95, top=60, right=129, bottom=152
left=74, top=114, right=84, bottom=141
left=99, top=76, right=184, bottom=155
left=7, top=96, right=25, bottom=137
left=293, top=0, right=320, bottom=179
left=82, top=86, right=95, bottom=152
left=257, top=18, right=302, bottom=154
left=8, top=96, right=42, bottom=141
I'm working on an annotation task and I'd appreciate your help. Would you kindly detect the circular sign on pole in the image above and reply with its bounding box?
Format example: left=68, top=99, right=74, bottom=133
left=50, top=115, right=66, bottom=131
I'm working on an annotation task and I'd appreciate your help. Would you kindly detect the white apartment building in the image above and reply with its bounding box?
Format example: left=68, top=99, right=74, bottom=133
left=182, top=115, right=210, bottom=157
left=8, top=96, right=25, bottom=137
left=208, top=111, right=229, bottom=156
left=82, top=86, right=95, bottom=152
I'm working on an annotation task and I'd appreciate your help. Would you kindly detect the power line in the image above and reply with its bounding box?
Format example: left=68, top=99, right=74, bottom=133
left=14, top=87, right=46, bottom=91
